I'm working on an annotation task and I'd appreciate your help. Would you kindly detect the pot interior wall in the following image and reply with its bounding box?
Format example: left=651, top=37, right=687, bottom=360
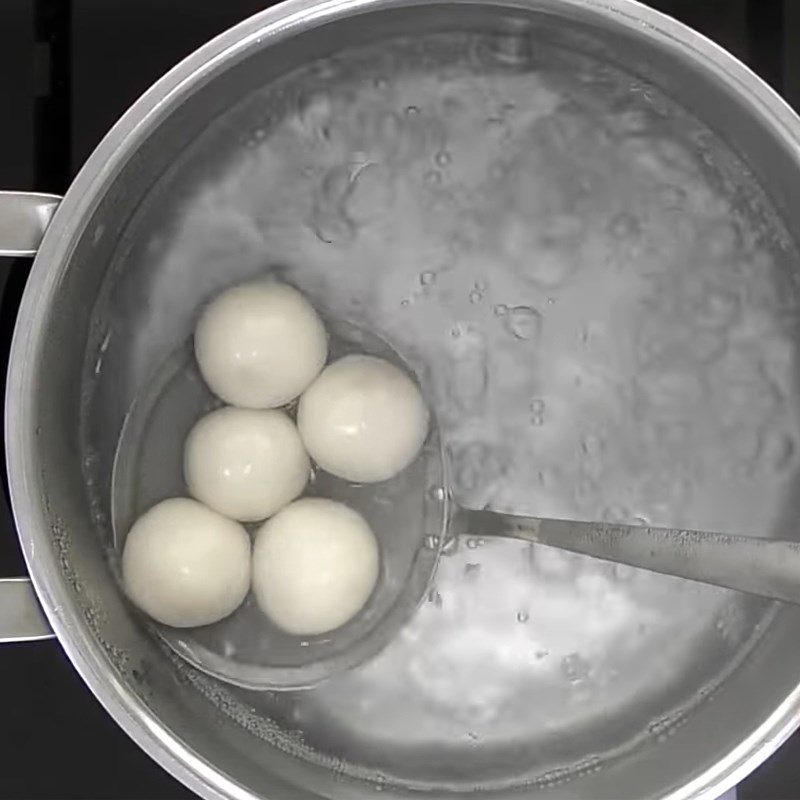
left=23, top=3, right=800, bottom=798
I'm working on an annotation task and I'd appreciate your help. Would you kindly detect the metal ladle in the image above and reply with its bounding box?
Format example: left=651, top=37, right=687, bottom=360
left=113, top=318, right=800, bottom=691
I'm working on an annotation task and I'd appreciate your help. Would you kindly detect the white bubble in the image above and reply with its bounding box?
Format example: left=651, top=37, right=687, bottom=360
left=504, top=306, right=542, bottom=341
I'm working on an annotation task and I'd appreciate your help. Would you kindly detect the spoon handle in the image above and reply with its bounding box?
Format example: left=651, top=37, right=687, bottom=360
left=456, top=508, right=800, bottom=605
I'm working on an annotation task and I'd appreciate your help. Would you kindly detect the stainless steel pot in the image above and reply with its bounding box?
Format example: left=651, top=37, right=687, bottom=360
left=3, top=1, right=800, bottom=798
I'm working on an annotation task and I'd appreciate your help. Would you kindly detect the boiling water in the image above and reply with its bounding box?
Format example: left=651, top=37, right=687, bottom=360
left=98, top=30, right=800, bottom=790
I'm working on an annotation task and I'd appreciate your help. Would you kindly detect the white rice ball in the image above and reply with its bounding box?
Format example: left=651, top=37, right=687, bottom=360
left=184, top=407, right=309, bottom=521
left=298, top=355, right=429, bottom=483
left=195, top=281, right=327, bottom=408
left=122, top=497, right=250, bottom=628
left=252, top=498, right=380, bottom=636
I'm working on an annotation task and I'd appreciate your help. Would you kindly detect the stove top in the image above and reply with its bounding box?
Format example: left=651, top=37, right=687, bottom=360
left=0, top=2, right=798, bottom=797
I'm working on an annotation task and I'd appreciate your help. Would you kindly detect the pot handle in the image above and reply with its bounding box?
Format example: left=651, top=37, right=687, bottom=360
left=0, top=191, right=61, bottom=642
left=0, top=579, right=53, bottom=642
left=0, top=191, right=61, bottom=257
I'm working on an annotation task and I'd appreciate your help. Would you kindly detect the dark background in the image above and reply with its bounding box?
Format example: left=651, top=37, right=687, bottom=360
left=0, top=1, right=799, bottom=797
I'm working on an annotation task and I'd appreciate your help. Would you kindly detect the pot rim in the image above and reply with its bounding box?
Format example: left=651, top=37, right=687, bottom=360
left=7, top=1, right=800, bottom=798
